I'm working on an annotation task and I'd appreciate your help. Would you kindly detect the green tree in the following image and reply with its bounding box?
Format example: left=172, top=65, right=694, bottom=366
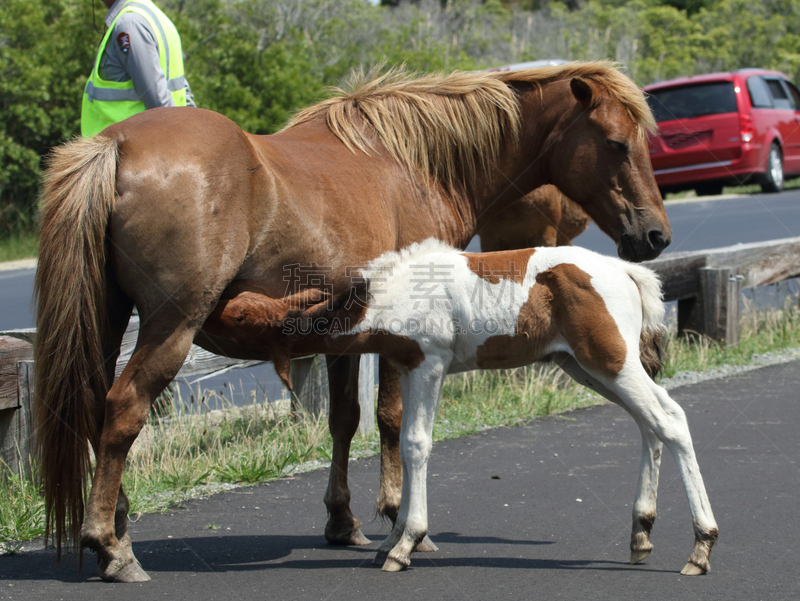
left=0, top=0, right=96, bottom=231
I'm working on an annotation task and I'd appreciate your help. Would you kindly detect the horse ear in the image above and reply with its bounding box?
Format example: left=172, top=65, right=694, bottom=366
left=570, top=77, right=593, bottom=106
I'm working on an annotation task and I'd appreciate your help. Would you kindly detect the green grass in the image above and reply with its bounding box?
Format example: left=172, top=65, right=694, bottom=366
left=661, top=300, right=800, bottom=377
left=0, top=462, right=45, bottom=554
left=0, top=229, right=38, bottom=263
left=2, top=302, right=799, bottom=548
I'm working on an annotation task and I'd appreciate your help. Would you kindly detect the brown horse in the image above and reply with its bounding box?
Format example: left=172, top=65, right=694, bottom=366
left=478, top=185, right=590, bottom=252
left=34, top=62, right=670, bottom=582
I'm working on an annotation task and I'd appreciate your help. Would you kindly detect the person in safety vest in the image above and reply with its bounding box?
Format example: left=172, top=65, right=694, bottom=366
left=81, top=0, right=195, bottom=138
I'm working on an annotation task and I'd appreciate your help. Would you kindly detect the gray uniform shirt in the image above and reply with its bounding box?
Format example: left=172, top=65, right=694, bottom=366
left=98, top=0, right=195, bottom=109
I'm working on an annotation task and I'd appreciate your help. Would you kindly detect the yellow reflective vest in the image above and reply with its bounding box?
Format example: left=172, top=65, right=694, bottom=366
left=81, top=0, right=187, bottom=138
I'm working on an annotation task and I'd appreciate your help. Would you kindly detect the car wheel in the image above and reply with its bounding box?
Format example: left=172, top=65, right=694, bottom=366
left=761, top=143, right=784, bottom=193
left=694, top=182, right=724, bottom=196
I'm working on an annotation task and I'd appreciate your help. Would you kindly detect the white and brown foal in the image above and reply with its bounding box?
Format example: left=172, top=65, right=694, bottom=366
left=213, top=239, right=718, bottom=575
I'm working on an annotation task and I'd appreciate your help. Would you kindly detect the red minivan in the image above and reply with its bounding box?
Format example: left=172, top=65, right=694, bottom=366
left=644, top=69, right=800, bottom=195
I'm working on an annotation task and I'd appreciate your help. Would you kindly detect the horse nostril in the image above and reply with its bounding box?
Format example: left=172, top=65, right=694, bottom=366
left=648, top=229, right=669, bottom=249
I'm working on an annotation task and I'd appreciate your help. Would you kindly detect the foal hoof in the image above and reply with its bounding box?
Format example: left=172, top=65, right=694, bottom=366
left=630, top=548, right=651, bottom=564
left=382, top=555, right=409, bottom=572
left=372, top=550, right=389, bottom=567
left=100, top=558, right=151, bottom=583
left=415, top=535, right=438, bottom=553
left=680, top=560, right=708, bottom=576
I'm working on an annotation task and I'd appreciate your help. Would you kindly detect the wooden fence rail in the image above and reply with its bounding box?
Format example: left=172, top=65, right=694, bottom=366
left=647, top=235, right=800, bottom=344
left=2, top=235, right=799, bottom=475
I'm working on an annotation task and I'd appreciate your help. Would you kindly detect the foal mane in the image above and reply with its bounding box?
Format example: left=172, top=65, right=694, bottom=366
left=284, top=61, right=654, bottom=192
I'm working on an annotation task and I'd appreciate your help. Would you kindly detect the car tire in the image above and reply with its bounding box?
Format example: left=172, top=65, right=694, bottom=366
left=694, top=182, right=724, bottom=196
left=761, top=143, right=784, bottom=193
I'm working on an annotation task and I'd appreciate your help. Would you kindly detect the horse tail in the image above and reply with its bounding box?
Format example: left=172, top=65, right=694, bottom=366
left=621, top=262, right=666, bottom=380
left=34, top=135, right=119, bottom=559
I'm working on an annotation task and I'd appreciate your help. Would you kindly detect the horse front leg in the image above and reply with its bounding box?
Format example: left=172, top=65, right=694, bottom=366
left=323, top=355, right=370, bottom=545
left=376, top=358, right=439, bottom=552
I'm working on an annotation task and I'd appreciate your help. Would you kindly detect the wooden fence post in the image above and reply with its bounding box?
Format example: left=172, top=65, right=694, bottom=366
left=676, top=267, right=743, bottom=345
left=358, top=354, right=376, bottom=436
left=699, top=267, right=742, bottom=345
left=289, top=354, right=377, bottom=435
left=290, top=355, right=329, bottom=418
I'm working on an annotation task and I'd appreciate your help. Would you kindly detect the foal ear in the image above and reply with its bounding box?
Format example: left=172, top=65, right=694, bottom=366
left=570, top=77, right=593, bottom=106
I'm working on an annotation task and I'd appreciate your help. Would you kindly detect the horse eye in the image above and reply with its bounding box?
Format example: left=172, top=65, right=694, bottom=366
left=607, top=139, right=628, bottom=153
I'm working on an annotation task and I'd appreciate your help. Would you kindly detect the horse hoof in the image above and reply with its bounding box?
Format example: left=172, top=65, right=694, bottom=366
left=101, top=559, right=151, bottom=583
left=326, top=527, right=371, bottom=546
left=630, top=548, right=651, bottom=564
left=118, top=533, right=133, bottom=551
left=415, top=535, right=438, bottom=553
left=325, top=521, right=371, bottom=546
left=348, top=528, right=372, bottom=546
left=382, top=556, right=409, bottom=572
left=373, top=550, right=389, bottom=567
left=680, top=561, right=708, bottom=576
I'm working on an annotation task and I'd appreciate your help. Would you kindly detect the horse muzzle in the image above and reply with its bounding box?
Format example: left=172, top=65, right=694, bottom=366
left=618, top=227, right=671, bottom=262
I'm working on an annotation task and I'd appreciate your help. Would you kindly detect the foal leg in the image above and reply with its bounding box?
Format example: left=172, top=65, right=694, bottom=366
left=80, top=320, right=197, bottom=582
left=556, top=354, right=716, bottom=573
left=376, top=356, right=450, bottom=572
left=323, top=355, right=370, bottom=545
left=640, top=383, right=718, bottom=575
left=376, top=359, right=438, bottom=552
left=555, top=355, right=662, bottom=562
left=630, top=422, right=663, bottom=564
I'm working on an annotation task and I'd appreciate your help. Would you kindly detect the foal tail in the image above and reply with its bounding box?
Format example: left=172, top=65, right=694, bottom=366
left=34, top=135, right=119, bottom=558
left=621, top=262, right=666, bottom=379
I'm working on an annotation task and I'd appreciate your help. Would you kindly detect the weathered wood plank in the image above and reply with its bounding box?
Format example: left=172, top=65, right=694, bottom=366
left=647, top=235, right=800, bottom=301
left=0, top=337, right=33, bottom=411
left=0, top=360, right=34, bottom=477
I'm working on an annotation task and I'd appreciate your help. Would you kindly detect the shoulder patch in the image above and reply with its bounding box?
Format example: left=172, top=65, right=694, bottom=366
left=116, top=32, right=131, bottom=54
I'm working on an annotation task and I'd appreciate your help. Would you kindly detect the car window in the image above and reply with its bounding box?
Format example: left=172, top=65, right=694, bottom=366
left=783, top=80, right=800, bottom=110
left=765, top=78, right=793, bottom=109
left=747, top=76, right=773, bottom=108
left=646, top=82, right=737, bottom=122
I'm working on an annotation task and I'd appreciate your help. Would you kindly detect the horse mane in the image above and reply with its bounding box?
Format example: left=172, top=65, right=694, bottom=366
left=494, top=60, right=656, bottom=140
left=284, top=61, right=654, bottom=192
left=284, top=67, right=520, bottom=193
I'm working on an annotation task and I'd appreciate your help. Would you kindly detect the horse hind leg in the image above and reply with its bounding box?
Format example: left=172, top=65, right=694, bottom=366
left=81, top=319, right=197, bottom=582
left=323, top=355, right=370, bottom=546
left=100, top=282, right=138, bottom=553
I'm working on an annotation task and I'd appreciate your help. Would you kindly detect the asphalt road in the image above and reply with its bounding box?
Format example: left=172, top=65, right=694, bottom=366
left=2, top=190, right=800, bottom=405
left=2, top=360, right=798, bottom=600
